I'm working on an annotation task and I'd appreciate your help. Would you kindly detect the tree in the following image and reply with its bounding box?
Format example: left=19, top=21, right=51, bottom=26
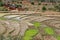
left=0, top=1, right=4, bottom=7
left=42, top=6, right=46, bottom=11
left=31, top=2, right=34, bottom=5
left=38, top=3, right=41, bottom=5
left=41, top=0, right=45, bottom=2
left=54, top=5, right=60, bottom=12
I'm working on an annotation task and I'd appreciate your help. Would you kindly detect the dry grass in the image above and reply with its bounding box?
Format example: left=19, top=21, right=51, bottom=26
left=0, top=13, right=8, bottom=17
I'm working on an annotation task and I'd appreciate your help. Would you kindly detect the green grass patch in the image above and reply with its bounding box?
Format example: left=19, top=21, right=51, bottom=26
left=56, top=36, right=60, bottom=40
left=0, top=17, right=7, bottom=20
left=44, top=27, right=55, bottom=35
left=24, top=29, right=38, bottom=37
left=33, top=22, right=41, bottom=28
left=0, top=7, right=8, bottom=11
left=23, top=29, right=38, bottom=40
left=23, top=37, right=32, bottom=40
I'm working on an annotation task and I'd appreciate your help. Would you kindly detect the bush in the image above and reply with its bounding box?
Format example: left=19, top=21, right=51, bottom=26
left=0, top=2, right=4, bottom=7
left=24, top=8, right=28, bottom=11
left=48, top=8, right=53, bottom=10
left=20, top=2, right=22, bottom=4
left=38, top=3, right=41, bottom=5
left=42, top=6, right=46, bottom=11
left=59, top=4, right=60, bottom=6
left=16, top=4, right=22, bottom=8
left=45, top=4, right=47, bottom=6
left=31, top=2, right=34, bottom=5
left=0, top=7, right=8, bottom=11
left=54, top=5, right=60, bottom=12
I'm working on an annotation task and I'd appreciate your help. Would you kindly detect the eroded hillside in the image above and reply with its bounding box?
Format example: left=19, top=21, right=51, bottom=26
left=0, top=14, right=60, bottom=40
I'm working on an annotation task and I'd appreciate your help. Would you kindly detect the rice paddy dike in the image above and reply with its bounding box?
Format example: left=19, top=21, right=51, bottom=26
left=0, top=14, right=60, bottom=40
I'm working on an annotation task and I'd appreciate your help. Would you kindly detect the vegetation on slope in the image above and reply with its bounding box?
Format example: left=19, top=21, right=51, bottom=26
left=23, top=29, right=38, bottom=40
left=44, top=27, right=55, bottom=35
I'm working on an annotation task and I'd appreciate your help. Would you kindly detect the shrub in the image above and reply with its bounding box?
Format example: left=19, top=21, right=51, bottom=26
left=0, top=2, right=4, bottom=7
left=16, top=4, right=22, bottom=8
left=24, top=8, right=28, bottom=11
left=0, top=7, right=8, bottom=11
left=19, top=5, right=22, bottom=7
left=20, top=2, right=22, bottom=4
left=31, top=2, right=34, bottom=5
left=42, top=6, right=46, bottom=11
left=45, top=4, right=47, bottom=6
left=54, top=5, right=60, bottom=12
left=38, top=3, right=41, bottom=5
left=59, top=4, right=60, bottom=6
left=48, top=8, right=53, bottom=10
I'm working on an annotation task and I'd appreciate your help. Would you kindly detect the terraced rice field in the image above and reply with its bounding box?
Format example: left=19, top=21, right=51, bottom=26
left=0, top=14, right=60, bottom=40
